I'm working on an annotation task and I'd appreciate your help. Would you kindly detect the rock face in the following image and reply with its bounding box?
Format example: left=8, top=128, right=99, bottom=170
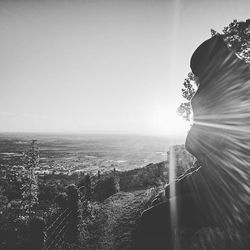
left=186, top=34, right=250, bottom=227
left=138, top=35, right=250, bottom=250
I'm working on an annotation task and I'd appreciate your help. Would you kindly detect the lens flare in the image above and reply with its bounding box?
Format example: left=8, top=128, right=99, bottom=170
left=169, top=145, right=180, bottom=249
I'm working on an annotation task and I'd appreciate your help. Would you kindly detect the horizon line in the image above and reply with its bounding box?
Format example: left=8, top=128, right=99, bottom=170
left=0, top=130, right=187, bottom=139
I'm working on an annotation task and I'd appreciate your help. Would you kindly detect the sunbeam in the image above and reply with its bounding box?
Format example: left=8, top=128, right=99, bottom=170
left=169, top=145, right=179, bottom=249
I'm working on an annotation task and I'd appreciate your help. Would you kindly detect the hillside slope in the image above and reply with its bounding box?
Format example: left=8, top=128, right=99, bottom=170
left=83, top=188, right=161, bottom=250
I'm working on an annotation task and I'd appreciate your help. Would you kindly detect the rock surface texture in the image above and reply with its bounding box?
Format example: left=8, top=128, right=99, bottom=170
left=138, top=34, right=250, bottom=250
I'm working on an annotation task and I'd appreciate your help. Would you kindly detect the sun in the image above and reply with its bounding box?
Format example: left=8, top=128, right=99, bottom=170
left=153, top=105, right=190, bottom=136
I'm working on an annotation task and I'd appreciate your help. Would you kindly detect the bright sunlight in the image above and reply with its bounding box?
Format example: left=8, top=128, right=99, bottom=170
left=153, top=104, right=191, bottom=136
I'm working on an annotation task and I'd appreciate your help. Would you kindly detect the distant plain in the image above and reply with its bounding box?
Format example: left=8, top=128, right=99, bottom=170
left=0, top=133, right=185, bottom=171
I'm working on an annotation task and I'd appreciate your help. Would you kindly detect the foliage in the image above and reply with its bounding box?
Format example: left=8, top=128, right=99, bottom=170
left=63, top=184, right=80, bottom=244
left=178, top=19, right=250, bottom=121
left=118, top=163, right=167, bottom=191
left=0, top=141, right=88, bottom=249
left=38, top=181, right=58, bottom=202
left=78, top=174, right=92, bottom=201
left=0, top=215, right=30, bottom=250
left=92, top=175, right=118, bottom=201
left=0, top=186, right=8, bottom=214
left=221, top=19, right=250, bottom=63
left=21, top=140, right=39, bottom=216
left=177, top=72, right=197, bottom=121
left=0, top=141, right=41, bottom=249
left=28, top=216, right=46, bottom=250
left=77, top=201, right=100, bottom=250
left=66, top=184, right=79, bottom=210
left=77, top=188, right=162, bottom=250
left=0, top=138, right=196, bottom=249
left=0, top=141, right=40, bottom=217
left=55, top=192, right=68, bottom=209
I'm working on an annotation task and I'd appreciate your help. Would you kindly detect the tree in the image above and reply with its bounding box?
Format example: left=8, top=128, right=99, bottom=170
left=21, top=140, right=39, bottom=216
left=222, top=19, right=250, bottom=63
left=178, top=19, right=250, bottom=120
left=177, top=72, right=197, bottom=121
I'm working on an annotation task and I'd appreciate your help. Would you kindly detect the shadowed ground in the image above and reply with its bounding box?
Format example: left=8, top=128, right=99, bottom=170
left=81, top=188, right=160, bottom=250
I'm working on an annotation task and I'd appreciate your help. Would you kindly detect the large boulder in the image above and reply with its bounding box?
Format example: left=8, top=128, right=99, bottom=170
left=138, top=33, right=250, bottom=249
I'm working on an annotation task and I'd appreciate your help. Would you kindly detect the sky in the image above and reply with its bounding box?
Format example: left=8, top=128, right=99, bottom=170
left=0, top=0, right=249, bottom=136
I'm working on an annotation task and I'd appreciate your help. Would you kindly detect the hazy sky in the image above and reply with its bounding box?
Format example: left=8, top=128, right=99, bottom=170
left=0, top=0, right=249, bottom=135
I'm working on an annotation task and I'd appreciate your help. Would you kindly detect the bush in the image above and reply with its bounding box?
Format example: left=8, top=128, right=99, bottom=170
left=93, top=176, right=117, bottom=201
left=55, top=192, right=68, bottom=209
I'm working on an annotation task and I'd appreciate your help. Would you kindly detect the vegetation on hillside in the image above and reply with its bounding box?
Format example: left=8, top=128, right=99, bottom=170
left=0, top=140, right=193, bottom=249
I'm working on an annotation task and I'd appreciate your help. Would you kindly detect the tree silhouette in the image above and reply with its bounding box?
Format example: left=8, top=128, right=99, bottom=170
left=177, top=72, right=197, bottom=121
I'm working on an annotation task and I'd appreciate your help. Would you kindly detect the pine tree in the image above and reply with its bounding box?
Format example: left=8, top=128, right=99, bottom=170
left=21, top=140, right=39, bottom=216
